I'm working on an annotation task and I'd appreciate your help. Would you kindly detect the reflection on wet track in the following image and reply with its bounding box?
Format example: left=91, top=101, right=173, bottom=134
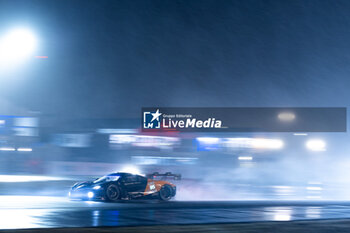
left=2, top=196, right=350, bottom=229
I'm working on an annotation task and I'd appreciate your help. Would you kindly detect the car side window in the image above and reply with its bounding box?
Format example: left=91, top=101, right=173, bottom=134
left=137, top=175, right=147, bottom=183
left=107, top=175, right=120, bottom=181
left=124, top=175, right=137, bottom=182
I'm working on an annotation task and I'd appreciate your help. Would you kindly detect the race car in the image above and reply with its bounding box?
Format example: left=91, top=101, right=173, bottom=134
left=69, top=172, right=178, bottom=201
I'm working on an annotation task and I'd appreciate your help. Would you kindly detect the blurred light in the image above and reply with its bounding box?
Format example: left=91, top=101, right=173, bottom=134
left=0, top=28, right=38, bottom=68
left=132, top=156, right=198, bottom=165
left=14, top=117, right=39, bottom=127
left=293, top=133, right=308, bottom=136
left=17, top=148, right=32, bottom=152
left=252, top=138, right=284, bottom=149
left=238, top=156, right=253, bottom=161
left=196, top=137, right=220, bottom=151
left=272, top=186, right=294, bottom=196
left=110, top=135, right=179, bottom=148
left=120, top=165, right=141, bottom=175
left=278, top=112, right=295, bottom=121
left=272, top=186, right=292, bottom=189
left=306, top=207, right=321, bottom=218
left=110, top=135, right=135, bottom=144
left=268, top=208, right=292, bottom=221
left=196, top=137, right=220, bottom=144
left=84, top=201, right=96, bottom=204
left=87, top=192, right=94, bottom=198
left=306, top=196, right=322, bottom=199
left=0, top=147, right=15, bottom=151
left=34, top=56, right=48, bottom=59
left=306, top=139, right=326, bottom=151
left=134, top=135, right=178, bottom=147
left=308, top=181, right=322, bottom=185
left=93, top=210, right=99, bottom=216
left=92, top=185, right=101, bottom=190
left=306, top=186, right=323, bottom=191
left=0, top=175, right=68, bottom=182
left=98, top=129, right=138, bottom=134
left=274, top=213, right=291, bottom=221
left=0, top=209, right=51, bottom=228
left=223, top=138, right=283, bottom=150
left=92, top=210, right=100, bottom=226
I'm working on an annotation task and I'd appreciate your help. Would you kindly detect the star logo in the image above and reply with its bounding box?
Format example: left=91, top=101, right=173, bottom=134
left=143, top=109, right=162, bottom=129
left=151, top=109, right=162, bottom=122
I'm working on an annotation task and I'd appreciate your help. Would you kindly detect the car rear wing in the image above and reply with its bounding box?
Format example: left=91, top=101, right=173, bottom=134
left=146, top=172, right=182, bottom=180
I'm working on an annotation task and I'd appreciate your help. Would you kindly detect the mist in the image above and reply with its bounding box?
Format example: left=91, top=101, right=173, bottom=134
left=0, top=0, right=349, bottom=119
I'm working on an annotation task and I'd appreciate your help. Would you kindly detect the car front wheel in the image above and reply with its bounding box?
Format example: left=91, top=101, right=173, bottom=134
left=106, top=184, right=121, bottom=201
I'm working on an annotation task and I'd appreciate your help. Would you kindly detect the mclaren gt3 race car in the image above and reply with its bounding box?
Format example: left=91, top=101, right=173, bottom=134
left=69, top=172, right=179, bottom=201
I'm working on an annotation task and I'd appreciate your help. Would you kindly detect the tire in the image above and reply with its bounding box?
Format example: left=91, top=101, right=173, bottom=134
left=159, top=184, right=173, bottom=201
left=106, top=184, right=121, bottom=202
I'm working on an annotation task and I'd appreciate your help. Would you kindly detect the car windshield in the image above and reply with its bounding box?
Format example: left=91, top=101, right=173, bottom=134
left=93, top=175, right=120, bottom=183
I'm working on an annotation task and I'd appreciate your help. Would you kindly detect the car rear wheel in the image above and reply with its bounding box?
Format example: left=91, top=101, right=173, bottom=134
left=106, top=184, right=121, bottom=201
left=159, top=184, right=172, bottom=201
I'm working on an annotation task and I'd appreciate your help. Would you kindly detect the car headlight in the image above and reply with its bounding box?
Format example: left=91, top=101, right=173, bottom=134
left=87, top=192, right=94, bottom=198
left=92, top=185, right=101, bottom=190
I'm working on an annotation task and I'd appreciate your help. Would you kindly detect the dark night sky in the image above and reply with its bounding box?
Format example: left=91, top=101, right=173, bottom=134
left=0, top=0, right=350, bottom=119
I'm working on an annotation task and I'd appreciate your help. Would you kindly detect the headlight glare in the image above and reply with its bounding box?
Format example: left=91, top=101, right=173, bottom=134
left=88, top=192, right=94, bottom=198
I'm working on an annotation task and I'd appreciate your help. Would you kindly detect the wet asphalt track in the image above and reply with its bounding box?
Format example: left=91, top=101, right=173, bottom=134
left=2, top=196, right=350, bottom=229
